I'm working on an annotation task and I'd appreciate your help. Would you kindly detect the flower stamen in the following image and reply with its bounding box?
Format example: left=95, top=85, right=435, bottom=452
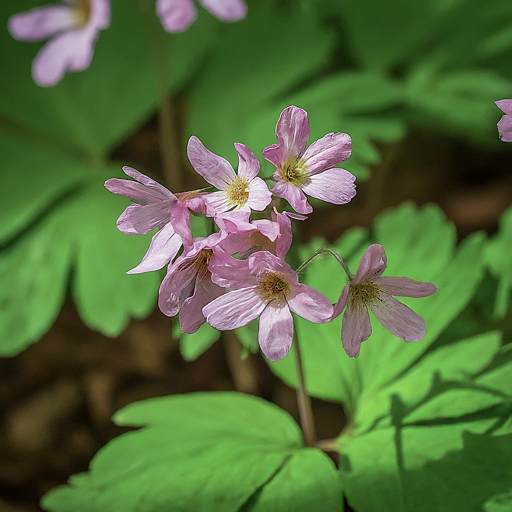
left=226, top=176, right=250, bottom=208
left=257, top=271, right=289, bottom=302
left=349, top=281, right=382, bottom=307
left=280, top=157, right=309, bottom=187
left=73, top=0, right=92, bottom=26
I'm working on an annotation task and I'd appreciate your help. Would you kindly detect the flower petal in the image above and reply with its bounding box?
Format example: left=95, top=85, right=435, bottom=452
left=287, top=284, right=333, bottom=323
left=341, top=303, right=372, bottom=358
left=302, top=132, right=352, bottom=175
left=353, top=244, right=387, bottom=285
left=180, top=275, right=224, bottom=334
left=187, top=136, right=236, bottom=189
left=234, top=143, right=260, bottom=181
left=105, top=178, right=171, bottom=205
left=156, top=0, right=197, bottom=33
left=8, top=5, right=76, bottom=42
left=301, top=167, right=356, bottom=205
left=246, top=177, right=272, bottom=212
left=128, top=223, right=183, bottom=274
left=370, top=294, right=427, bottom=342
left=116, top=202, right=171, bottom=235
left=203, top=287, right=265, bottom=330
left=258, top=303, right=293, bottom=361
left=275, top=106, right=311, bottom=162
left=376, top=276, right=437, bottom=298
left=170, top=201, right=193, bottom=246
left=495, top=99, right=512, bottom=115
left=121, top=166, right=175, bottom=199
left=331, top=283, right=349, bottom=320
left=271, top=180, right=312, bottom=215
left=200, top=0, right=247, bottom=21
left=203, top=191, right=231, bottom=216
left=209, top=252, right=255, bottom=288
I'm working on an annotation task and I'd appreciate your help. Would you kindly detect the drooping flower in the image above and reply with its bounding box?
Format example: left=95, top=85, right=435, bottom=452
left=105, top=166, right=205, bottom=274
left=263, top=106, right=356, bottom=214
left=187, top=136, right=272, bottom=217
left=204, top=251, right=333, bottom=361
left=158, top=233, right=225, bottom=334
left=332, top=244, right=437, bottom=358
left=8, top=0, right=110, bottom=87
left=157, top=0, right=247, bottom=33
left=495, top=100, right=512, bottom=142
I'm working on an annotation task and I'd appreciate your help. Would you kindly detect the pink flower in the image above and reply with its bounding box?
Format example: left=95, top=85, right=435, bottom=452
left=8, top=0, right=110, bottom=87
left=187, top=136, right=272, bottom=217
left=263, top=106, right=356, bottom=214
left=332, top=244, right=437, bottom=358
left=157, top=0, right=247, bottom=33
left=158, top=233, right=225, bottom=334
left=495, top=100, right=512, bottom=142
left=105, top=166, right=205, bottom=274
left=204, top=251, right=333, bottom=361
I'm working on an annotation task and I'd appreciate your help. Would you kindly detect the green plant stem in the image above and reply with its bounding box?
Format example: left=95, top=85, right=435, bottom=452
left=293, top=326, right=316, bottom=447
left=296, top=247, right=350, bottom=277
left=139, top=0, right=182, bottom=192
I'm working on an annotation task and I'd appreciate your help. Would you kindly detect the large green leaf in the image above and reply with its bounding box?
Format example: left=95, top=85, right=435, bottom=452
left=42, top=392, right=342, bottom=512
left=0, top=169, right=160, bottom=354
left=185, top=0, right=336, bottom=169
left=269, top=202, right=485, bottom=408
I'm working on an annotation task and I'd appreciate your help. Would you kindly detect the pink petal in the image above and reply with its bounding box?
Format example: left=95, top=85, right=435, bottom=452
left=105, top=178, right=172, bottom=205
left=341, top=303, right=372, bottom=358
left=497, top=113, right=512, bottom=142
left=271, top=181, right=312, bottom=215
left=200, top=0, right=247, bottom=21
left=128, top=223, right=183, bottom=274
left=248, top=251, right=297, bottom=285
left=209, top=252, right=255, bottom=288
left=158, top=257, right=197, bottom=316
left=8, top=6, right=76, bottom=42
left=203, top=288, right=265, bottom=330
left=331, top=283, right=349, bottom=320
left=247, top=177, right=272, bottom=212
left=495, top=99, right=512, bottom=115
left=187, top=136, right=236, bottom=190
left=203, top=191, right=231, bottom=216
left=275, top=106, right=311, bottom=162
left=156, top=0, right=197, bottom=33
left=287, top=284, right=333, bottom=323
left=170, top=201, right=193, bottom=246
left=302, top=132, right=352, bottom=175
left=32, top=29, right=95, bottom=86
left=180, top=275, right=224, bottom=334
left=258, top=303, right=293, bottom=361
left=116, top=202, right=171, bottom=235
left=353, top=244, right=387, bottom=285
left=234, top=143, right=260, bottom=181
left=122, top=166, right=175, bottom=200
left=262, top=143, right=285, bottom=170
left=272, top=209, right=306, bottom=260
left=376, top=277, right=437, bottom=298
left=370, top=294, right=427, bottom=342
left=301, top=167, right=356, bottom=205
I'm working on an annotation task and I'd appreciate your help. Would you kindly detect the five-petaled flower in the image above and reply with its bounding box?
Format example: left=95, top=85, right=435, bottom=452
left=105, top=166, right=205, bottom=274
left=204, top=251, right=333, bottom=361
left=332, top=244, right=437, bottom=358
left=8, top=0, right=110, bottom=87
left=157, top=0, right=247, bottom=33
left=187, top=136, right=272, bottom=217
left=495, top=100, right=512, bottom=142
left=263, top=106, right=356, bottom=214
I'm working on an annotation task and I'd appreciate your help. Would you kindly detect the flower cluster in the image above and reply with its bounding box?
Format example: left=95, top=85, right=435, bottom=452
left=106, top=106, right=437, bottom=360
left=8, top=0, right=246, bottom=86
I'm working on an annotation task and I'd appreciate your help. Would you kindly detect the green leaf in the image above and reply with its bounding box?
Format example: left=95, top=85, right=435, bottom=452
left=485, top=488, right=512, bottom=512
left=269, top=203, right=486, bottom=409
left=0, top=169, right=160, bottom=355
left=185, top=0, right=336, bottom=168
left=179, top=322, right=221, bottom=361
left=42, top=392, right=341, bottom=512
left=0, top=0, right=215, bottom=157
left=485, top=205, right=512, bottom=317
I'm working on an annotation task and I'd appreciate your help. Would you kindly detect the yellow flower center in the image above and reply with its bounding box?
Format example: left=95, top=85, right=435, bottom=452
left=280, top=157, right=309, bottom=187
left=349, top=281, right=382, bottom=307
left=226, top=177, right=250, bottom=208
left=257, top=271, right=289, bottom=302
left=73, top=0, right=92, bottom=27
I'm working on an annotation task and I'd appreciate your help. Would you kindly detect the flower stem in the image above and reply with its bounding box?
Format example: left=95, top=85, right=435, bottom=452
left=293, top=325, right=316, bottom=447
left=139, top=0, right=182, bottom=192
left=296, top=247, right=350, bottom=277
